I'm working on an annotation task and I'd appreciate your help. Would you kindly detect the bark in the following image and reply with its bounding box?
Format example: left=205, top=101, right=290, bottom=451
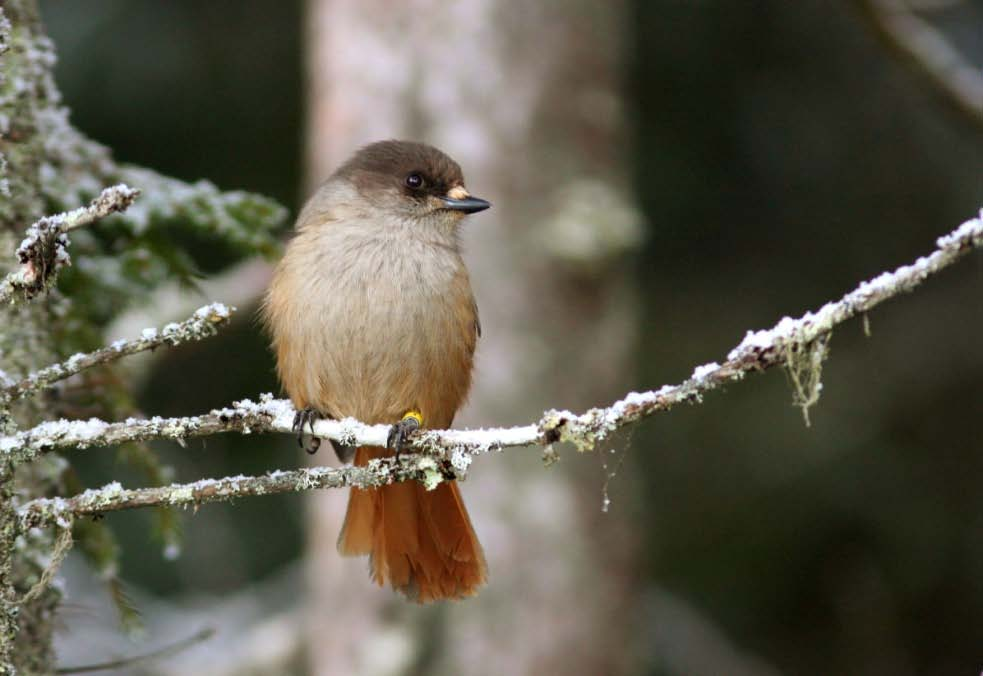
left=0, top=2, right=64, bottom=670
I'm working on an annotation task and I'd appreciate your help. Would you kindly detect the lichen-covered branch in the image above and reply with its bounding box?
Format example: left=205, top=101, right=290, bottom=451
left=10, top=210, right=983, bottom=526
left=17, top=457, right=457, bottom=531
left=0, top=393, right=537, bottom=466
left=0, top=184, right=139, bottom=304
left=0, top=302, right=233, bottom=406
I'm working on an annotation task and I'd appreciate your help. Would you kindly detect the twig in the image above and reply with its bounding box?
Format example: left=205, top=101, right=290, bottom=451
left=0, top=303, right=234, bottom=406
left=860, top=0, right=983, bottom=122
left=17, top=524, right=72, bottom=605
left=0, top=184, right=140, bottom=304
left=8, top=210, right=983, bottom=526
left=55, top=627, right=216, bottom=674
left=18, top=458, right=455, bottom=530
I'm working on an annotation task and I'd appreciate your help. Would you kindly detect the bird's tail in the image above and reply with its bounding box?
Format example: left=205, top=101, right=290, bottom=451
left=337, top=446, right=487, bottom=602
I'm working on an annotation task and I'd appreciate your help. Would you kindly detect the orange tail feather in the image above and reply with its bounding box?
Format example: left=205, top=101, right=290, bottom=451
left=337, top=447, right=487, bottom=602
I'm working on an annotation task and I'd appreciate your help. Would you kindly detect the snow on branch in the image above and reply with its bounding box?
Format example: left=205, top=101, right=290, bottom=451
left=0, top=184, right=140, bottom=304
left=0, top=395, right=533, bottom=466
left=17, top=458, right=450, bottom=531
left=0, top=303, right=234, bottom=407
left=10, top=210, right=983, bottom=526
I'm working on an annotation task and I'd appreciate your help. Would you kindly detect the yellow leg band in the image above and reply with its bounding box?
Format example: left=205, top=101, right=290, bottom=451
left=402, top=410, right=424, bottom=426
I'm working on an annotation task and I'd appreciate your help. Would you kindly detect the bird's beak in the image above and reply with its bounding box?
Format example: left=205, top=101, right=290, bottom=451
left=442, top=186, right=491, bottom=214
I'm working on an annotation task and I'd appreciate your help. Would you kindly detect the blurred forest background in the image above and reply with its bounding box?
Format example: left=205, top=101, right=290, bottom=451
left=37, top=0, right=982, bottom=674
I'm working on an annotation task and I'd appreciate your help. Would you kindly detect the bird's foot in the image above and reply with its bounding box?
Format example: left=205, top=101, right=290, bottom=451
left=293, top=407, right=322, bottom=455
left=387, top=410, right=423, bottom=463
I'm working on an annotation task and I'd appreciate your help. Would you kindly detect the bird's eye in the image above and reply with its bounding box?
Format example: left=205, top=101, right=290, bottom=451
left=405, top=173, right=424, bottom=189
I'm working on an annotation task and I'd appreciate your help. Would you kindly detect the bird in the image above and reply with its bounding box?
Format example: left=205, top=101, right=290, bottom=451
left=262, top=140, right=490, bottom=602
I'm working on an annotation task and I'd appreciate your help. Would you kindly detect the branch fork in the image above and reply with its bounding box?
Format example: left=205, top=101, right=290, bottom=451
left=0, top=184, right=140, bottom=304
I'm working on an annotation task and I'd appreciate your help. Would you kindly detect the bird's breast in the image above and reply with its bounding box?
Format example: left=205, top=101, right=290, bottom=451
left=271, top=227, right=477, bottom=427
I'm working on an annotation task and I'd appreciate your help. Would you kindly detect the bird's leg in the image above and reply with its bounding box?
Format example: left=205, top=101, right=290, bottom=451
left=293, top=408, right=356, bottom=462
left=293, top=407, right=322, bottom=455
left=387, top=410, right=423, bottom=463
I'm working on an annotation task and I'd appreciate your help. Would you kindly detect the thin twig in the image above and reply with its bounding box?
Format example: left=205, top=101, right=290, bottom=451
left=55, top=628, right=216, bottom=674
left=10, top=210, right=982, bottom=526
left=0, top=185, right=140, bottom=304
left=17, top=524, right=73, bottom=605
left=0, top=303, right=234, bottom=406
left=859, top=0, right=983, bottom=123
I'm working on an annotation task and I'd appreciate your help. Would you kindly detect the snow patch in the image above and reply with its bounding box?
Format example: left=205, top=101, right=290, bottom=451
left=691, top=362, right=720, bottom=380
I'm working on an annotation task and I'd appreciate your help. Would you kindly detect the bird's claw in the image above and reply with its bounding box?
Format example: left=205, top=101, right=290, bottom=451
left=293, top=407, right=322, bottom=455
left=387, top=412, right=422, bottom=463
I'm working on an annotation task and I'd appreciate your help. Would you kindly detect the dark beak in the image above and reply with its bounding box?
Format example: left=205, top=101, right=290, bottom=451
left=441, top=195, right=491, bottom=214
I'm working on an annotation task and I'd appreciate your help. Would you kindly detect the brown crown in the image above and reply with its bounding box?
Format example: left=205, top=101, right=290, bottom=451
left=333, top=140, right=466, bottom=195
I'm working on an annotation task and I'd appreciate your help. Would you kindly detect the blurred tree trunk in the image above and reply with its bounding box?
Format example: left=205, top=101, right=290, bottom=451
left=303, top=1, right=643, bottom=673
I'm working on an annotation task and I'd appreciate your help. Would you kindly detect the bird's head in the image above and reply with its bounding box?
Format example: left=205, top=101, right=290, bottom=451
left=329, top=140, right=490, bottom=232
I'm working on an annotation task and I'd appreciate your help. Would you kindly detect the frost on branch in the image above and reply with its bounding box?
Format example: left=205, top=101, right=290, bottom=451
left=10, top=208, right=982, bottom=527
left=0, top=184, right=140, bottom=304
left=0, top=303, right=234, bottom=407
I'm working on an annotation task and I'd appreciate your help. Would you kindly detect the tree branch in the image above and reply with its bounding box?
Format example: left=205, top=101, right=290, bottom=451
left=0, top=303, right=234, bottom=406
left=859, top=0, right=983, bottom=123
left=17, top=459, right=452, bottom=530
left=0, top=184, right=140, bottom=304
left=9, top=209, right=983, bottom=526
left=55, top=628, right=215, bottom=675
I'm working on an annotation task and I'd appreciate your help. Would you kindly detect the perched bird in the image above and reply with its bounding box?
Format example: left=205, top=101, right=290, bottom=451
left=262, top=140, right=490, bottom=601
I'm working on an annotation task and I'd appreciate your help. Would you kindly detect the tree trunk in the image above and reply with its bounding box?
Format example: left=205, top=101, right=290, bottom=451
left=303, top=1, right=643, bottom=673
left=0, top=2, right=66, bottom=671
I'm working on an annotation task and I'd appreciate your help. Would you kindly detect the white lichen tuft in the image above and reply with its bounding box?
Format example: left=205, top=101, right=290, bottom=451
left=416, top=456, right=443, bottom=491
left=450, top=448, right=473, bottom=474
